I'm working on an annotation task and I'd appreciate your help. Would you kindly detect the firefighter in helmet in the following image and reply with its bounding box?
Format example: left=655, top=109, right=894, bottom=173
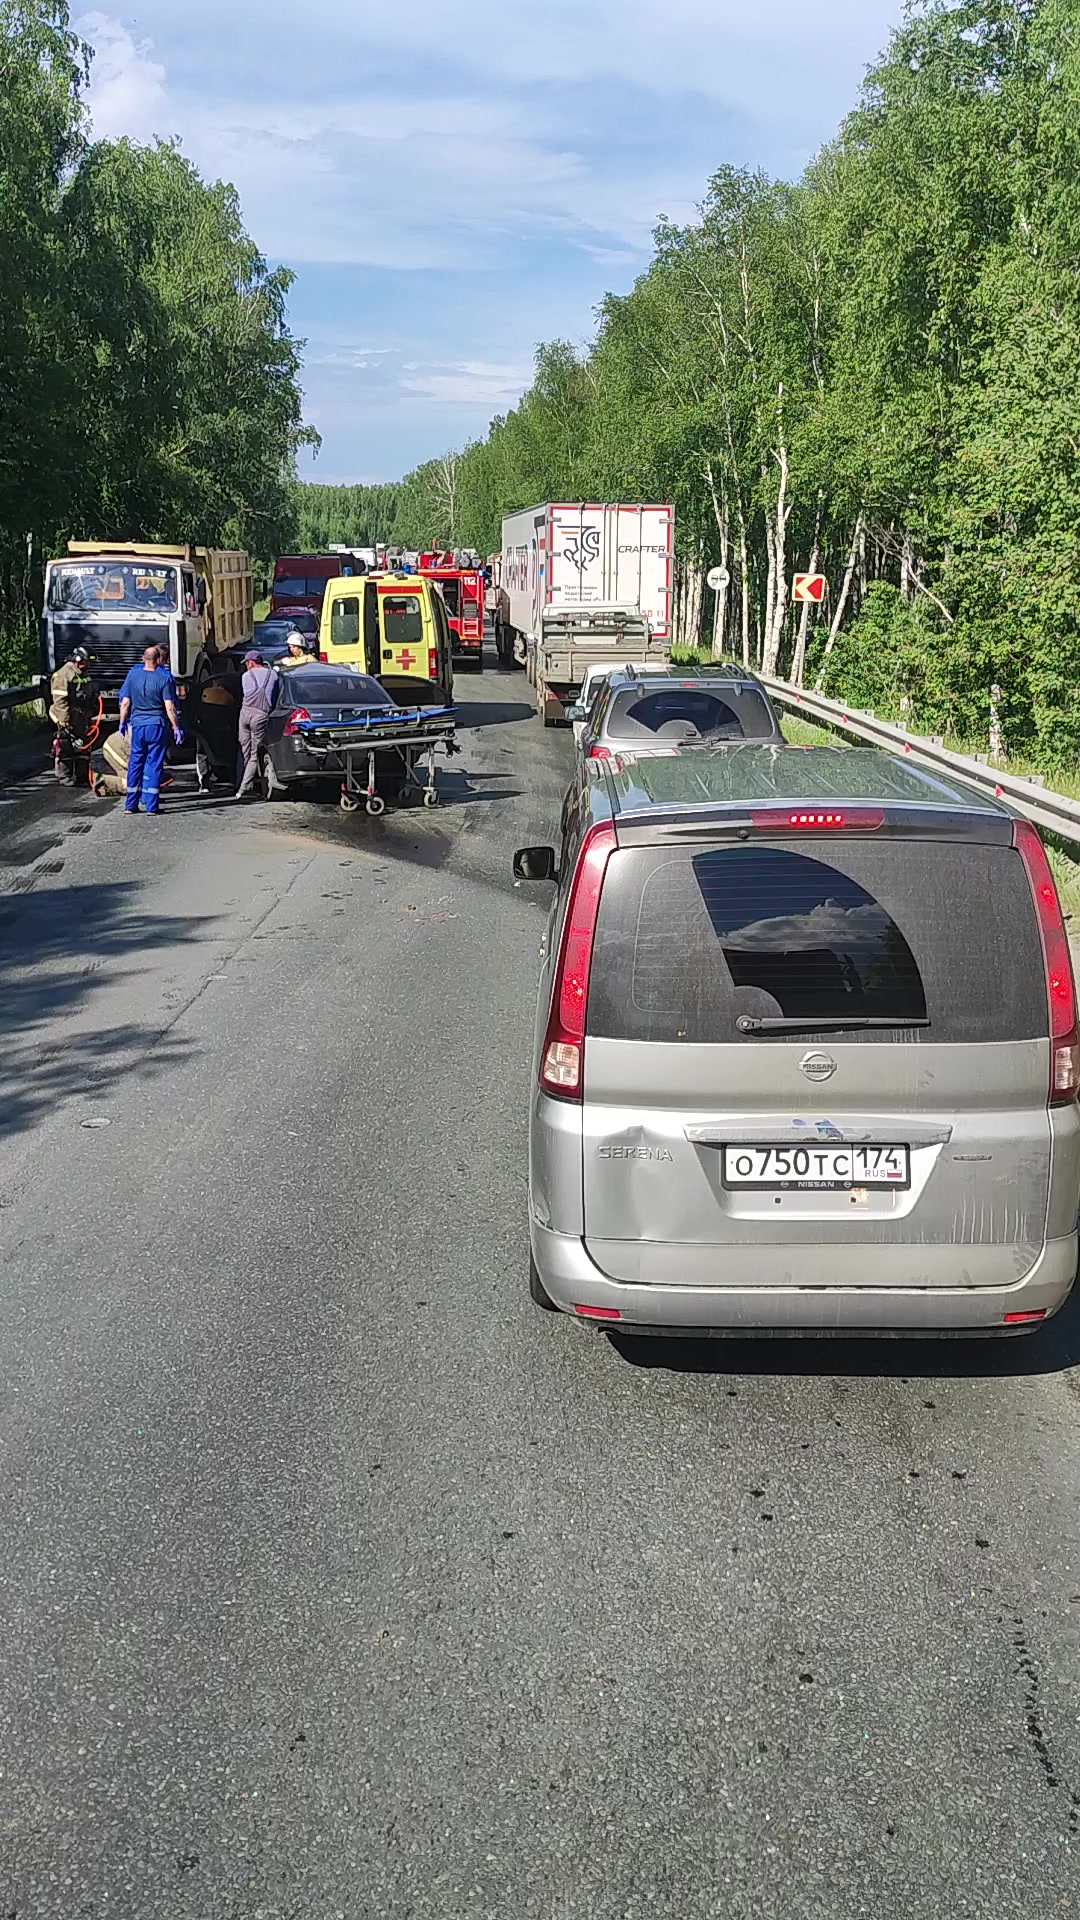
left=49, top=646, right=93, bottom=783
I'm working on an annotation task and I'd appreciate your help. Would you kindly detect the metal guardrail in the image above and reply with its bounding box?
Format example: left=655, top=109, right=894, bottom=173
left=761, top=675, right=1080, bottom=848
left=0, top=677, right=46, bottom=717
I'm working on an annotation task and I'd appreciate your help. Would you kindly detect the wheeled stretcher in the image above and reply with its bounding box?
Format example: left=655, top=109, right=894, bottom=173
left=289, top=704, right=459, bottom=814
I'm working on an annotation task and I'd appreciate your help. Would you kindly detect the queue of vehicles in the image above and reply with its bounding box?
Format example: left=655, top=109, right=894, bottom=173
left=37, top=518, right=1080, bottom=1346
left=40, top=503, right=676, bottom=723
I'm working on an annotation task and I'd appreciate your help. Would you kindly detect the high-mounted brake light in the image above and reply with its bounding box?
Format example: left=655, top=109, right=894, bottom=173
left=750, top=808, right=885, bottom=831
left=1014, top=820, right=1080, bottom=1104
left=283, top=707, right=311, bottom=735
left=540, top=820, right=616, bottom=1099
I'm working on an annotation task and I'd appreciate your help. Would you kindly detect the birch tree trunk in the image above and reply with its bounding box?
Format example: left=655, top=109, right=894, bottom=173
left=738, top=518, right=751, bottom=668
left=790, top=497, right=823, bottom=688
left=762, top=514, right=776, bottom=670
left=712, top=508, right=730, bottom=658
left=704, top=460, right=731, bottom=659
left=761, top=434, right=791, bottom=678
left=814, top=510, right=865, bottom=692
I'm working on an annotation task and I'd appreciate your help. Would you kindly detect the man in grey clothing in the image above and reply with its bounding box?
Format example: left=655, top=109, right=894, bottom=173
left=236, top=650, right=279, bottom=798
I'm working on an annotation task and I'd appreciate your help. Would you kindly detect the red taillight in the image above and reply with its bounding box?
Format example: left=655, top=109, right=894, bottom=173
left=575, top=1304, right=621, bottom=1322
left=318, top=650, right=328, bottom=663
left=750, top=808, right=884, bottom=831
left=428, top=646, right=437, bottom=679
left=283, top=707, right=310, bottom=736
left=587, top=744, right=611, bottom=760
left=1014, top=820, right=1079, bottom=1104
left=1003, top=1309, right=1047, bottom=1325
left=540, top=820, right=616, bottom=1100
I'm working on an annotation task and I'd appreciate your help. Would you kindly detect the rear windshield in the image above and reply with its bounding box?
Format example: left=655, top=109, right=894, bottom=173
left=275, top=576, right=334, bottom=600
left=606, top=684, right=776, bottom=742
left=587, top=837, right=1045, bottom=1045
left=283, top=672, right=390, bottom=707
left=260, top=611, right=317, bottom=635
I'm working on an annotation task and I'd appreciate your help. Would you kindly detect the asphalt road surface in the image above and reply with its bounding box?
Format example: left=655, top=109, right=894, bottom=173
left=2, top=667, right=1080, bottom=1920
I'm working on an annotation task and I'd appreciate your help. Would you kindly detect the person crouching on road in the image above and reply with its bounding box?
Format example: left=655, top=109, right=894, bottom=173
left=117, top=645, right=182, bottom=815
left=236, top=649, right=279, bottom=799
left=278, top=629, right=312, bottom=670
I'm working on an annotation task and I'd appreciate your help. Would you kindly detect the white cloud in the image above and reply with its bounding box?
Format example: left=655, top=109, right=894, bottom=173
left=399, top=360, right=533, bottom=405
left=74, top=0, right=902, bottom=473
left=310, top=346, right=397, bottom=368
left=78, top=12, right=167, bottom=142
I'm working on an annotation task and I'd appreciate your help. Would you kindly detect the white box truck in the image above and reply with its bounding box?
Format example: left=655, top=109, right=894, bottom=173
left=500, top=502, right=674, bottom=723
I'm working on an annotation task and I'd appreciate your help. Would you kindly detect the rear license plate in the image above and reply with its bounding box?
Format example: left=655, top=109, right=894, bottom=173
left=722, top=1145, right=910, bottom=1191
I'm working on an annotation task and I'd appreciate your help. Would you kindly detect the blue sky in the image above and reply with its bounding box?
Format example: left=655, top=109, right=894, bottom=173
left=78, top=0, right=903, bottom=484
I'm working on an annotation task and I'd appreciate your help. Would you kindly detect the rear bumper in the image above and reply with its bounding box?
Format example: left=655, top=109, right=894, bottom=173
left=269, top=739, right=325, bottom=783
left=529, top=1220, right=1078, bottom=1334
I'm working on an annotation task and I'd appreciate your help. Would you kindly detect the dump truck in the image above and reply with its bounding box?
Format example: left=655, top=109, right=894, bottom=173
left=41, top=542, right=254, bottom=695
left=500, top=503, right=674, bottom=723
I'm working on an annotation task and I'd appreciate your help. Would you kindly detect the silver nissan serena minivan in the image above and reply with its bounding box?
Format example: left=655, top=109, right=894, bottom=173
left=514, top=744, right=1080, bottom=1336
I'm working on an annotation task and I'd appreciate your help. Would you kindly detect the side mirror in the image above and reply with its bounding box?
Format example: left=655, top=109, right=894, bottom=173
left=566, top=704, right=586, bottom=722
left=513, top=845, right=557, bottom=882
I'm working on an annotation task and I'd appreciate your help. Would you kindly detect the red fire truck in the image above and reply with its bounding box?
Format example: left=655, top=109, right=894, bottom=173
left=418, top=551, right=485, bottom=670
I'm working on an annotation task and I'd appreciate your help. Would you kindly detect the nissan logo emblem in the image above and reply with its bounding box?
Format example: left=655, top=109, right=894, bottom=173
left=800, top=1051, right=838, bottom=1083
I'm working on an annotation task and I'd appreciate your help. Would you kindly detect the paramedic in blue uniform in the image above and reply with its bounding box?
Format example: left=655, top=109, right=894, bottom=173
left=117, top=645, right=183, bottom=814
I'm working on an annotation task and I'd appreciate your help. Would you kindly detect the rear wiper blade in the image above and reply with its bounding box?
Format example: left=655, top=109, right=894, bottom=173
left=735, top=1015, right=931, bottom=1034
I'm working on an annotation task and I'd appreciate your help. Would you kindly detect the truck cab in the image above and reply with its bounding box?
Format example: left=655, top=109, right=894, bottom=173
left=41, top=543, right=253, bottom=699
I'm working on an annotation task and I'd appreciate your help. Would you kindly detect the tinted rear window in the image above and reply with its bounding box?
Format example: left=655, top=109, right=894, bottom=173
left=606, top=685, right=776, bottom=742
left=275, top=577, right=332, bottom=599
left=284, top=673, right=390, bottom=706
left=587, top=838, right=1045, bottom=1045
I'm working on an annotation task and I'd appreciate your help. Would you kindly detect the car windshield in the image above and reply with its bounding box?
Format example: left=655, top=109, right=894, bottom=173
left=48, top=562, right=178, bottom=614
left=284, top=672, right=391, bottom=707
left=606, top=684, right=775, bottom=741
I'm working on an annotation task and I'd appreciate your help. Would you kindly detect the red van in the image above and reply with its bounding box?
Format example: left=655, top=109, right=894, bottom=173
left=271, top=554, right=349, bottom=619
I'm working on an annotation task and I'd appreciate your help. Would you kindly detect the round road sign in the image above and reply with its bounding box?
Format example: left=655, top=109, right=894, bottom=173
left=706, top=566, right=731, bottom=592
